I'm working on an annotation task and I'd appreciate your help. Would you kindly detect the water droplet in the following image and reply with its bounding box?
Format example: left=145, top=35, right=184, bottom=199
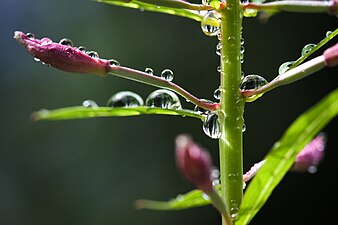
left=228, top=36, right=235, bottom=46
left=240, top=75, right=268, bottom=91
left=194, top=99, right=213, bottom=115
left=243, top=181, right=247, bottom=189
left=107, top=91, right=143, bottom=107
left=201, top=11, right=220, bottom=37
left=301, top=43, right=316, bottom=56
left=212, top=179, right=220, bottom=186
left=326, top=31, right=333, bottom=37
left=40, top=38, right=52, bottom=45
left=240, top=46, right=245, bottom=54
left=176, top=194, right=184, bottom=202
left=202, top=112, right=221, bottom=139
left=160, top=69, right=174, bottom=81
left=228, top=173, right=239, bottom=182
left=243, top=8, right=258, bottom=17
left=230, top=207, right=239, bottom=219
left=145, top=89, right=181, bottom=109
left=307, top=166, right=317, bottom=174
left=242, top=124, right=246, bottom=132
left=278, top=61, right=295, bottom=74
left=109, top=59, right=120, bottom=66
left=217, top=66, right=221, bottom=72
left=202, top=193, right=210, bottom=200
left=240, top=37, right=245, bottom=45
left=82, top=99, right=98, bottom=108
left=211, top=168, right=220, bottom=180
left=34, top=57, right=40, bottom=62
left=78, top=46, right=86, bottom=52
left=213, top=88, right=221, bottom=100
left=59, top=38, right=73, bottom=47
left=26, top=32, right=35, bottom=38
left=87, top=51, right=99, bottom=59
left=145, top=67, right=154, bottom=75
left=140, top=7, right=144, bottom=12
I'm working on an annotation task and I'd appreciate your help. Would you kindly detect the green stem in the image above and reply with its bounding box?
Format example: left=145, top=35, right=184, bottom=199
left=219, top=1, right=244, bottom=225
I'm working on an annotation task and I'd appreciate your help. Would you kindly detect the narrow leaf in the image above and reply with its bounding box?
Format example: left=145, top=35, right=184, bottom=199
left=289, top=28, right=338, bottom=70
left=135, top=185, right=221, bottom=210
left=237, top=89, right=338, bottom=225
left=32, top=106, right=204, bottom=121
left=97, top=0, right=205, bottom=21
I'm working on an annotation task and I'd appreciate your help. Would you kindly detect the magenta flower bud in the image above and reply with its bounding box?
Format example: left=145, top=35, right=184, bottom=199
left=175, top=134, right=213, bottom=193
left=324, top=43, right=338, bottom=67
left=291, top=134, right=326, bottom=173
left=14, top=31, right=110, bottom=76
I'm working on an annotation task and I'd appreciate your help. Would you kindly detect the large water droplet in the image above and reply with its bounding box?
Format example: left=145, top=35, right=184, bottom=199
left=240, top=75, right=268, bottom=91
left=87, top=51, right=99, bottom=59
left=202, top=112, right=221, bottom=139
left=176, top=194, right=184, bottom=202
left=145, top=89, right=181, bottom=109
left=41, top=38, right=52, bottom=45
left=82, top=99, right=98, bottom=108
left=160, top=69, right=174, bottom=81
left=194, top=99, right=213, bottom=115
left=301, top=43, right=316, bottom=56
left=217, top=66, right=221, bottom=72
left=242, top=124, right=246, bottom=132
left=26, top=32, right=35, bottom=39
left=107, top=91, right=143, bottom=107
left=59, top=38, right=73, bottom=47
left=34, top=57, right=40, bottom=62
left=109, top=59, right=120, bottom=66
left=201, top=11, right=220, bottom=37
left=145, top=67, right=154, bottom=75
left=278, top=61, right=295, bottom=74
left=326, top=31, right=333, bottom=37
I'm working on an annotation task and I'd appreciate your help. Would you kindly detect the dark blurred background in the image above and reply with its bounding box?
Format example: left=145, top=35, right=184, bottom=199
left=0, top=0, right=337, bottom=224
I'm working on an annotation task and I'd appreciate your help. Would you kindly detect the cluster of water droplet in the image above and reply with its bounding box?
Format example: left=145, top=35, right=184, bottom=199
left=143, top=68, right=175, bottom=82
left=201, top=10, right=221, bottom=37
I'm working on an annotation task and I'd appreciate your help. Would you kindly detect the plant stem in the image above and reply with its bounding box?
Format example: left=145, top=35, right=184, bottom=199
left=219, top=1, right=244, bottom=224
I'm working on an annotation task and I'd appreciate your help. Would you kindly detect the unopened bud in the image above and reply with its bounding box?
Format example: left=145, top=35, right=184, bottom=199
left=291, top=134, right=326, bottom=173
left=14, top=31, right=110, bottom=76
left=175, top=134, right=213, bottom=193
left=323, top=43, right=338, bottom=67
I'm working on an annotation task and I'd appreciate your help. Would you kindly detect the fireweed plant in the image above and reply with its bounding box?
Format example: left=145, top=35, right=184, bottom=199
left=15, top=0, right=338, bottom=225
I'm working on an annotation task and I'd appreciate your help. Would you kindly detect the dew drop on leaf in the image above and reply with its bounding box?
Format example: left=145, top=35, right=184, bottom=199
left=107, top=91, right=143, bottom=107
left=278, top=61, right=295, bottom=74
left=301, top=43, right=316, bottom=56
left=160, top=69, right=174, bottom=81
left=326, top=31, right=333, bottom=37
left=82, top=99, right=98, bottom=108
left=78, top=46, right=86, bottom=52
left=201, top=11, right=220, bottom=37
left=59, top=38, right=73, bottom=47
left=145, top=89, right=181, bottom=109
left=202, top=112, right=222, bottom=139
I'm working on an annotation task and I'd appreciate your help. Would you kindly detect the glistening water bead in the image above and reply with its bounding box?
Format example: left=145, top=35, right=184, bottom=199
left=87, top=51, right=99, bottom=59
left=201, top=11, right=220, bottom=37
left=59, top=38, right=73, bottom=47
left=145, top=68, right=154, bottom=75
left=160, top=69, right=174, bottom=81
left=26, top=32, right=34, bottom=38
left=279, top=61, right=295, bottom=74
left=109, top=59, right=120, bottom=66
left=301, top=43, right=316, bottom=56
left=82, top=99, right=98, bottom=108
left=240, top=75, right=268, bottom=90
left=107, top=91, right=143, bottom=107
left=145, top=89, right=181, bottom=109
left=202, top=112, right=221, bottom=139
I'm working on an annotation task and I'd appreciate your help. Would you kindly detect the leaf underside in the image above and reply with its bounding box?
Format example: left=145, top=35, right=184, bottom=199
left=237, top=88, right=338, bottom=225
left=32, top=106, right=204, bottom=121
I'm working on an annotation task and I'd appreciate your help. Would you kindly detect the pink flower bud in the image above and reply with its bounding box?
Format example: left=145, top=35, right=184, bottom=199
left=175, top=134, right=213, bottom=193
left=291, top=134, right=326, bottom=173
left=14, top=31, right=110, bottom=76
left=323, top=43, right=338, bottom=67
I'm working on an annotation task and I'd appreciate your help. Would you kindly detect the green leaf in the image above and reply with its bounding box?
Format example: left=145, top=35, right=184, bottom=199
left=237, top=89, right=338, bottom=225
left=97, top=0, right=204, bottom=22
left=32, top=106, right=204, bottom=121
left=135, top=185, right=221, bottom=210
left=288, top=28, right=338, bottom=71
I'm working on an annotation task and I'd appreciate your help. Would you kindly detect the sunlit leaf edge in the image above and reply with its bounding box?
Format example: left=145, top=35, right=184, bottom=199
left=135, top=185, right=221, bottom=210
left=32, top=106, right=204, bottom=121
left=97, top=0, right=204, bottom=22
left=237, top=88, right=338, bottom=225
